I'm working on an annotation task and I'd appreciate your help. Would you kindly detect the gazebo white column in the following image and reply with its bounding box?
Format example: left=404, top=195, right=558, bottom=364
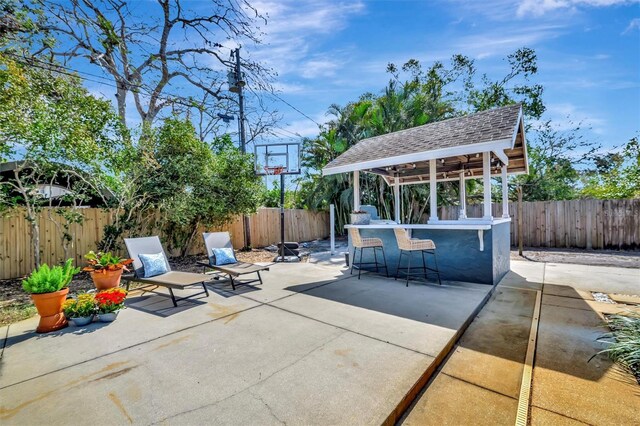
left=394, top=176, right=401, bottom=223
left=482, top=152, right=492, bottom=220
left=501, top=165, right=509, bottom=218
left=429, top=159, right=438, bottom=222
left=458, top=171, right=467, bottom=219
left=353, top=170, right=360, bottom=211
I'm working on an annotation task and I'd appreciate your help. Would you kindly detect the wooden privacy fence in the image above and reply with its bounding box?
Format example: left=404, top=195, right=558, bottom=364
left=0, top=207, right=330, bottom=280
left=439, top=198, right=640, bottom=250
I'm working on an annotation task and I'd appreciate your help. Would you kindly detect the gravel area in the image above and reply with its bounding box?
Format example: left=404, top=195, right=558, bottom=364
left=511, top=247, right=640, bottom=269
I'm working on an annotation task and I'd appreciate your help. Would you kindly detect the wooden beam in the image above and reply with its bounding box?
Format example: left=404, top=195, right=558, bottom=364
left=429, top=159, right=438, bottom=222
left=394, top=176, right=401, bottom=223
left=353, top=170, right=360, bottom=211
left=493, top=149, right=509, bottom=166
left=483, top=152, right=492, bottom=220
left=459, top=171, right=467, bottom=219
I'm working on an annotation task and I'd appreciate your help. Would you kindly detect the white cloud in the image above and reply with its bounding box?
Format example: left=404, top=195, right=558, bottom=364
left=248, top=1, right=365, bottom=79
left=452, top=24, right=566, bottom=59
left=622, top=17, right=640, bottom=34
left=300, top=59, right=341, bottom=79
left=516, top=0, right=639, bottom=17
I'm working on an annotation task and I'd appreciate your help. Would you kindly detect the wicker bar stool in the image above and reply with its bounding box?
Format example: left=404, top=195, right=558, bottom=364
left=349, top=227, right=389, bottom=279
left=393, top=228, right=441, bottom=286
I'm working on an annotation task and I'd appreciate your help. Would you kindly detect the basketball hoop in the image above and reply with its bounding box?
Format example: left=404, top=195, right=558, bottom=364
left=263, top=166, right=287, bottom=176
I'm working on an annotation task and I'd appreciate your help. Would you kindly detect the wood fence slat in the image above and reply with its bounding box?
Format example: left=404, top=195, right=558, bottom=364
left=2, top=200, right=639, bottom=280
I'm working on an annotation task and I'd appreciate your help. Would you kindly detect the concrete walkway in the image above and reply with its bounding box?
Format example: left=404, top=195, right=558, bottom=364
left=401, top=260, right=640, bottom=426
left=1, top=262, right=490, bottom=425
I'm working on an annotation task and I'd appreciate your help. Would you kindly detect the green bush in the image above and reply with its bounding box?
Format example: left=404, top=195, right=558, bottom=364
left=599, top=313, right=640, bottom=382
left=21, top=259, right=80, bottom=294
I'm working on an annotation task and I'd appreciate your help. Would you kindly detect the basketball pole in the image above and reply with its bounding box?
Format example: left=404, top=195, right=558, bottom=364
left=279, top=172, right=285, bottom=260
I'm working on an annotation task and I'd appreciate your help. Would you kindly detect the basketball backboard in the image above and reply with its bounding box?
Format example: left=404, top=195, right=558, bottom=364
left=254, top=142, right=301, bottom=176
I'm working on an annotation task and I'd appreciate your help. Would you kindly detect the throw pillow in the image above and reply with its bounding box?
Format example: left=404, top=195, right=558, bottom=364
left=212, top=247, right=237, bottom=266
left=139, top=252, right=168, bottom=278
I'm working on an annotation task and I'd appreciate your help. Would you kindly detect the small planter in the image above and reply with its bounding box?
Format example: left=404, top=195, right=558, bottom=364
left=70, top=315, right=94, bottom=326
left=97, top=312, right=119, bottom=322
left=350, top=212, right=371, bottom=225
left=91, top=269, right=123, bottom=291
left=31, top=288, right=69, bottom=333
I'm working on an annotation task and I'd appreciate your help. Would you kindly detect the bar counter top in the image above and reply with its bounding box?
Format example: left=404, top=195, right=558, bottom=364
left=344, top=218, right=511, bottom=231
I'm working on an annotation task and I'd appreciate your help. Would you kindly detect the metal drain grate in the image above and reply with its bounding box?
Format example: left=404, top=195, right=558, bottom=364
left=516, top=290, right=542, bottom=426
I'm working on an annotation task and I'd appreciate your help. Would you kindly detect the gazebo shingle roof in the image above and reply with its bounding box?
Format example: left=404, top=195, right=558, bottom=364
left=324, top=104, right=522, bottom=173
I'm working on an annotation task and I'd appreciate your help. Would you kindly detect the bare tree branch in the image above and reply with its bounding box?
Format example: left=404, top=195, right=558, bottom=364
left=30, top=0, right=276, bottom=136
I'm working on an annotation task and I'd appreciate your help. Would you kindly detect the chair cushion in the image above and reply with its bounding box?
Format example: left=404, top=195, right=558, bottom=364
left=212, top=247, right=237, bottom=266
left=139, top=252, right=168, bottom=278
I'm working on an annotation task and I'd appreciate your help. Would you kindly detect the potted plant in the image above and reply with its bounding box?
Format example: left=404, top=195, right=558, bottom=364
left=350, top=210, right=371, bottom=225
left=62, top=293, right=96, bottom=326
left=84, top=251, right=133, bottom=290
left=22, top=259, right=80, bottom=333
left=95, top=287, right=128, bottom=322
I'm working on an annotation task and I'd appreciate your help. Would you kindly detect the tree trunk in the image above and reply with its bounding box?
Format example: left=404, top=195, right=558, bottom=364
left=116, top=84, right=128, bottom=129
left=31, top=217, right=40, bottom=269
left=181, top=220, right=200, bottom=258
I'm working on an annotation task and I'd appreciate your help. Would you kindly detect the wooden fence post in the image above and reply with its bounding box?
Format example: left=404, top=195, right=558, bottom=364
left=517, top=185, right=523, bottom=257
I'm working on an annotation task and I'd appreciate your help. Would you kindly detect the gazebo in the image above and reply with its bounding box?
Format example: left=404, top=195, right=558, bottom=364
left=322, top=104, right=528, bottom=285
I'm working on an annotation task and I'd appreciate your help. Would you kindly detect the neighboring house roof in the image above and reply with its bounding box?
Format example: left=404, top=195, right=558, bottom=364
left=322, top=104, right=527, bottom=184
left=0, top=160, right=113, bottom=206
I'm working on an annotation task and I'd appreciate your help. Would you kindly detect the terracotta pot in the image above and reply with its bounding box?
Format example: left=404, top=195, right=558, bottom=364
left=31, top=288, right=69, bottom=333
left=91, top=269, right=123, bottom=290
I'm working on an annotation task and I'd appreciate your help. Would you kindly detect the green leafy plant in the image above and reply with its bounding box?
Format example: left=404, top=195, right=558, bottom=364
left=83, top=251, right=133, bottom=273
left=21, top=259, right=80, bottom=294
left=598, top=313, right=640, bottom=383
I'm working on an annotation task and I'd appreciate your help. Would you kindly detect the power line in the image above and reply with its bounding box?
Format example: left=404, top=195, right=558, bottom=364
left=269, top=92, right=322, bottom=127
left=272, top=126, right=303, bottom=139
left=3, top=52, right=218, bottom=110
left=4, top=51, right=139, bottom=87
left=4, top=53, right=319, bottom=142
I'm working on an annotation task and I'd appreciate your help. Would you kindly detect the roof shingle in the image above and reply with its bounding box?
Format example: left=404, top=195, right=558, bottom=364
left=323, top=104, right=522, bottom=171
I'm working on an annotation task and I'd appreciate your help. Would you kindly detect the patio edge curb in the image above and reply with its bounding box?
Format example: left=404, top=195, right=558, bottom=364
left=382, top=283, right=498, bottom=426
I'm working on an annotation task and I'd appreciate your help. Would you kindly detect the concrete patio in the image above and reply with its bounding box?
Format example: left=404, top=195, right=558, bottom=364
left=1, top=261, right=492, bottom=425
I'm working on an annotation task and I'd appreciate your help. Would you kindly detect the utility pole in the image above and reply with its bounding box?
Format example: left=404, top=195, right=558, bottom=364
left=231, top=47, right=251, bottom=250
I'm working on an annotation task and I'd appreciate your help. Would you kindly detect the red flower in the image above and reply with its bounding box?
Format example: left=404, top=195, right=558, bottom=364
left=95, top=288, right=128, bottom=313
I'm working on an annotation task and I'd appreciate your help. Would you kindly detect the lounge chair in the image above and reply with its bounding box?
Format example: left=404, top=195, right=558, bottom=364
left=123, top=236, right=211, bottom=307
left=197, top=232, right=269, bottom=290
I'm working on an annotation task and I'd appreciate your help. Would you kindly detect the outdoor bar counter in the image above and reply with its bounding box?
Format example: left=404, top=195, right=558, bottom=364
left=322, top=104, right=529, bottom=287
left=346, top=219, right=511, bottom=285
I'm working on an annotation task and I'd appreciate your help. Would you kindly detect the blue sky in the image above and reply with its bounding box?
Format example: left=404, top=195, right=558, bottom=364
left=241, top=0, right=639, bottom=152
left=73, top=0, right=639, bottom=154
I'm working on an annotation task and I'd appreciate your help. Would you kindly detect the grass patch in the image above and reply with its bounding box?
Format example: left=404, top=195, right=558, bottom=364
left=600, top=313, right=640, bottom=384
left=0, top=302, right=37, bottom=327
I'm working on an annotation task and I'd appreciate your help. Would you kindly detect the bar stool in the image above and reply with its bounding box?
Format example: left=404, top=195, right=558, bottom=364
left=393, top=228, right=441, bottom=286
left=349, top=227, right=389, bottom=279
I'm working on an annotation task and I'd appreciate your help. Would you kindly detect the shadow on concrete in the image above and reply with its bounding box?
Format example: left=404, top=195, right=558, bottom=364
left=286, top=268, right=626, bottom=384
left=126, top=289, right=207, bottom=317
left=205, top=279, right=262, bottom=298
left=445, top=276, right=624, bottom=384
left=533, top=283, right=621, bottom=383
left=285, top=272, right=491, bottom=333
left=1, top=320, right=110, bottom=350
